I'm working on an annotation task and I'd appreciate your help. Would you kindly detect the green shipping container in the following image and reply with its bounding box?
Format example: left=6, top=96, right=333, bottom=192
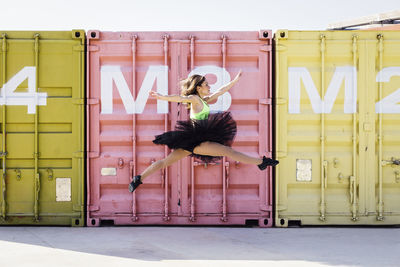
left=275, top=30, right=400, bottom=226
left=0, top=31, right=85, bottom=226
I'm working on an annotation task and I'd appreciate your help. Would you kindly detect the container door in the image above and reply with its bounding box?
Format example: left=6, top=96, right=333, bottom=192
left=275, top=31, right=360, bottom=226
left=275, top=30, right=400, bottom=226
left=87, top=32, right=177, bottom=225
left=87, top=31, right=273, bottom=227
left=372, top=33, right=400, bottom=223
left=177, top=32, right=273, bottom=227
left=0, top=30, right=85, bottom=226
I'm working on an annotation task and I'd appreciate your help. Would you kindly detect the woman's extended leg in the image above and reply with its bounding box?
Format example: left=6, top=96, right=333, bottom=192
left=140, top=149, right=191, bottom=181
left=193, top=141, right=263, bottom=165
left=129, top=148, right=191, bottom=192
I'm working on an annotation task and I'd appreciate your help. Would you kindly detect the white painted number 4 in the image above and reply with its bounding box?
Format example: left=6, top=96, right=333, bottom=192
left=0, top=67, right=47, bottom=114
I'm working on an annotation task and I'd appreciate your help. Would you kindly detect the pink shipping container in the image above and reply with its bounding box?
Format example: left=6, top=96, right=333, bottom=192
left=87, top=31, right=273, bottom=227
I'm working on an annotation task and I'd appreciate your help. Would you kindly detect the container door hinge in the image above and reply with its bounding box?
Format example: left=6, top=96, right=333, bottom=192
left=88, top=45, right=99, bottom=52
left=73, top=205, right=84, bottom=212
left=89, top=205, right=100, bottom=211
left=73, top=98, right=85, bottom=105
left=276, top=98, right=287, bottom=105
left=275, top=44, right=288, bottom=52
left=276, top=205, right=287, bottom=211
left=259, top=45, right=272, bottom=52
left=73, top=45, right=85, bottom=52
left=87, top=98, right=99, bottom=105
left=259, top=204, right=272, bottom=212
left=259, top=98, right=272, bottom=105
left=88, top=151, right=99, bottom=158
left=73, top=151, right=84, bottom=158
left=277, top=151, right=287, bottom=158
left=264, top=151, right=272, bottom=158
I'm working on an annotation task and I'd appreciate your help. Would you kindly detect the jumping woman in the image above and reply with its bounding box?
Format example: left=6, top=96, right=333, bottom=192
left=129, top=71, right=279, bottom=193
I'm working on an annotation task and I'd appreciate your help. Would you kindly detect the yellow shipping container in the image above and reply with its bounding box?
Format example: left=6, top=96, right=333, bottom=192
left=0, top=31, right=85, bottom=226
left=275, top=30, right=400, bottom=226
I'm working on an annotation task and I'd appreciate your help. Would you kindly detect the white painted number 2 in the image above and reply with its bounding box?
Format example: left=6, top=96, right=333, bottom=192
left=376, top=67, right=400, bottom=114
left=0, top=67, right=47, bottom=114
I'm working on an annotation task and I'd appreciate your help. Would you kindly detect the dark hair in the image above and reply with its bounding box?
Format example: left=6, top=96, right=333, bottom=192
left=179, top=74, right=205, bottom=109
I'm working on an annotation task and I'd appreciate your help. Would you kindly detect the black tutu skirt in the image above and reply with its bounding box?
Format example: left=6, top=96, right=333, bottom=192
left=152, top=112, right=237, bottom=163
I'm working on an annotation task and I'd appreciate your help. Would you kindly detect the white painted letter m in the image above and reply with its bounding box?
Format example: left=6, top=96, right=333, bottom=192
left=288, top=66, right=357, bottom=114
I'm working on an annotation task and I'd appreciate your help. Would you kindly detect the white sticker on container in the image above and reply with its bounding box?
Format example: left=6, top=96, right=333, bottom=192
left=101, top=168, right=117, bottom=176
left=296, top=159, right=312, bottom=182
left=56, top=178, right=71, bottom=202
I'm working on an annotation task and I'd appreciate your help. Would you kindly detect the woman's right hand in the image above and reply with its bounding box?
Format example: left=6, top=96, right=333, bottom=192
left=150, top=91, right=162, bottom=99
left=234, top=70, right=242, bottom=80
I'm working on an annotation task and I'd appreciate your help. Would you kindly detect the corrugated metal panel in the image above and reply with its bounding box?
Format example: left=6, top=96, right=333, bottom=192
left=87, top=30, right=273, bottom=227
left=275, top=30, right=400, bottom=226
left=0, top=30, right=85, bottom=226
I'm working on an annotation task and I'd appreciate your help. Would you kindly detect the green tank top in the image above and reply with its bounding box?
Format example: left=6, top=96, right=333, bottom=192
left=190, top=98, right=209, bottom=120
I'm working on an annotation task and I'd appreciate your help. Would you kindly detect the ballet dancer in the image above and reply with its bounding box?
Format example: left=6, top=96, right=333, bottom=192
left=129, top=71, right=278, bottom=192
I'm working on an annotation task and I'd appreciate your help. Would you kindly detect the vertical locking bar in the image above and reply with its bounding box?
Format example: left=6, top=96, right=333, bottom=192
left=221, top=157, right=227, bottom=222
left=225, top=161, right=230, bottom=189
left=177, top=40, right=183, bottom=217
left=33, top=34, right=40, bottom=222
left=222, top=35, right=226, bottom=72
left=189, top=36, right=196, bottom=222
left=220, top=35, right=228, bottom=222
left=86, top=33, right=92, bottom=221
left=351, top=35, right=359, bottom=221
left=319, top=34, right=327, bottom=221
left=221, top=160, right=230, bottom=222
left=131, top=35, right=138, bottom=221
left=377, top=34, right=384, bottom=221
left=274, top=36, right=281, bottom=222
left=163, top=35, right=170, bottom=221
left=221, top=35, right=227, bottom=112
left=1, top=34, right=7, bottom=221
left=189, top=158, right=195, bottom=222
left=190, top=36, right=195, bottom=70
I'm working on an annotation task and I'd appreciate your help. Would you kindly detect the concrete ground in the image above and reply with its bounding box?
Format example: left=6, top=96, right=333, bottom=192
left=0, top=226, right=399, bottom=267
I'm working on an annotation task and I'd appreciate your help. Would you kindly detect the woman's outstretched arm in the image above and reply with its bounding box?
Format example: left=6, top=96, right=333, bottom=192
left=150, top=91, right=196, bottom=104
left=205, top=70, right=242, bottom=103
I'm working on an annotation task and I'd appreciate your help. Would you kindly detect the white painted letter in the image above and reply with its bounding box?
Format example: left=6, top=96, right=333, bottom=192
left=189, top=66, right=231, bottom=112
left=0, top=66, right=47, bottom=114
left=288, top=66, right=357, bottom=114
left=101, top=65, right=168, bottom=114
left=376, top=67, right=400, bottom=113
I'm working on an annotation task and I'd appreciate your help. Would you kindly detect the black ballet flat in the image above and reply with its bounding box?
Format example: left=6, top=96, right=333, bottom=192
left=128, top=175, right=142, bottom=193
left=258, top=156, right=279, bottom=170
